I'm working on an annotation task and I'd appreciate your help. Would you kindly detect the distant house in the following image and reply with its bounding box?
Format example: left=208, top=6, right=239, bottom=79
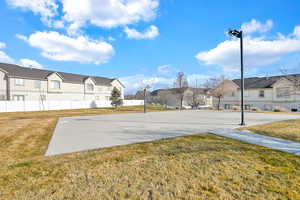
left=0, top=63, right=124, bottom=101
left=150, top=87, right=213, bottom=108
left=214, top=74, right=300, bottom=111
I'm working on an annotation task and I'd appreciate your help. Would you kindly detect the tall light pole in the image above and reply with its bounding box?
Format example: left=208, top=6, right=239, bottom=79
left=228, top=29, right=245, bottom=126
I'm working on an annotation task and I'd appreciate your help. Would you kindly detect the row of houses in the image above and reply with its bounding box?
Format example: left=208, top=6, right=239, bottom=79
left=1, top=62, right=300, bottom=112
left=0, top=63, right=124, bottom=101
left=135, top=74, right=300, bottom=112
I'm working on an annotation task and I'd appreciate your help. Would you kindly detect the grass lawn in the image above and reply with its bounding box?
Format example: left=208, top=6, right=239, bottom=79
left=241, top=119, right=300, bottom=143
left=0, top=106, right=300, bottom=199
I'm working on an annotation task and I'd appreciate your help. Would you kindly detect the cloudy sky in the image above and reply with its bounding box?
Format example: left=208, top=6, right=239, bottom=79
left=0, top=0, right=300, bottom=94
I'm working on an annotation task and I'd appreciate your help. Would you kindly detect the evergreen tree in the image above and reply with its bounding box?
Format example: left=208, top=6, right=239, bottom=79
left=110, top=87, right=123, bottom=109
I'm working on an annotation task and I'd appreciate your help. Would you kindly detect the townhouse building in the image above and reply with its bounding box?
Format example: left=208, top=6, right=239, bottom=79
left=0, top=63, right=124, bottom=101
left=214, top=74, right=300, bottom=111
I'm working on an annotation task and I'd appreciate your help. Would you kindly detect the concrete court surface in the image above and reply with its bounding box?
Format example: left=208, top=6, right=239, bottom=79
left=45, top=110, right=300, bottom=156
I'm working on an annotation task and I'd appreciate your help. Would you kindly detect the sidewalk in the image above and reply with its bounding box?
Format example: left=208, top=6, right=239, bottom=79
left=210, top=129, right=300, bottom=155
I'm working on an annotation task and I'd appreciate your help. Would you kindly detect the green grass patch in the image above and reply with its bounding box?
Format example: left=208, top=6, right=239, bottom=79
left=9, top=161, right=33, bottom=168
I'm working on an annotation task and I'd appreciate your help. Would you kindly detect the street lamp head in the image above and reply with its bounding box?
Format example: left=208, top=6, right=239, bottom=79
left=228, top=29, right=242, bottom=38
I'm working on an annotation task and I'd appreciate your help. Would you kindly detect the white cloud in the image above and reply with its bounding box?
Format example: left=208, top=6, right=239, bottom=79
left=0, top=51, right=14, bottom=64
left=124, top=25, right=159, bottom=39
left=157, top=64, right=171, bottom=75
left=66, top=21, right=85, bottom=36
left=21, top=31, right=115, bottom=64
left=0, top=42, right=14, bottom=63
left=0, top=41, right=46, bottom=68
left=107, top=36, right=116, bottom=42
left=16, top=34, right=27, bottom=41
left=120, top=74, right=173, bottom=94
left=61, top=0, right=159, bottom=32
left=121, top=72, right=211, bottom=94
left=6, top=0, right=58, bottom=25
left=196, top=21, right=300, bottom=72
left=241, top=19, right=273, bottom=35
left=52, top=20, right=65, bottom=28
left=0, top=42, right=6, bottom=49
left=293, top=26, right=300, bottom=38
left=7, top=0, right=160, bottom=38
left=19, top=58, right=43, bottom=69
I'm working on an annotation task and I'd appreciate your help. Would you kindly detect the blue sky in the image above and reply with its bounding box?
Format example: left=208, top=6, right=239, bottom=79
left=0, top=0, right=300, bottom=94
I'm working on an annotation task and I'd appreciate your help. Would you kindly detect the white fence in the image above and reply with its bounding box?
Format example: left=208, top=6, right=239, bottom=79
left=0, top=100, right=144, bottom=113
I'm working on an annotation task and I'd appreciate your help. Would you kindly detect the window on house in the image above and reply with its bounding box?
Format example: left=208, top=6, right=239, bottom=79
left=13, top=95, right=25, bottom=101
left=225, top=104, right=231, bottom=110
left=50, top=80, right=61, bottom=89
left=34, top=80, right=41, bottom=89
left=86, top=83, right=94, bottom=91
left=106, top=96, right=110, bottom=101
left=276, top=87, right=291, bottom=98
left=15, top=78, right=24, bottom=86
left=259, top=90, right=265, bottom=98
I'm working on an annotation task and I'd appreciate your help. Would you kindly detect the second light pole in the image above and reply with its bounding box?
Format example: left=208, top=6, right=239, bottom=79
left=228, top=29, right=245, bottom=126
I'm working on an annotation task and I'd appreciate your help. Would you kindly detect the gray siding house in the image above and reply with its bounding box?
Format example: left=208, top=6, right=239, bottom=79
left=0, top=63, right=124, bottom=101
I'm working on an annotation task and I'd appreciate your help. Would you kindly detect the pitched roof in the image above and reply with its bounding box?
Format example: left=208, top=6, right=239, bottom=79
left=0, top=63, right=116, bottom=86
left=232, top=74, right=300, bottom=89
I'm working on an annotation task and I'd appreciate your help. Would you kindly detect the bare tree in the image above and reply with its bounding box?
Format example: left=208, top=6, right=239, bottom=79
left=174, top=72, right=189, bottom=109
left=189, top=88, right=208, bottom=109
left=204, top=75, right=231, bottom=110
left=185, top=80, right=207, bottom=109
left=135, top=90, right=146, bottom=100
left=148, top=89, right=174, bottom=108
left=203, top=75, right=225, bottom=89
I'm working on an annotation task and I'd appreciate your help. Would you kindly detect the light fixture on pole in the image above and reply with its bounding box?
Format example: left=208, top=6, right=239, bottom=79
left=228, top=29, right=245, bottom=126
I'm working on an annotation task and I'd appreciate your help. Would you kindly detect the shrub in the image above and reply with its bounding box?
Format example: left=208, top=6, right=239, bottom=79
left=232, top=106, right=240, bottom=111
left=251, top=107, right=261, bottom=111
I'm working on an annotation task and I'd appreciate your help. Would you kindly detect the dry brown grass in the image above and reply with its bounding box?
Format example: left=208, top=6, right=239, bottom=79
left=0, top=106, right=168, bottom=163
left=0, top=106, right=300, bottom=199
left=241, top=119, right=300, bottom=142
